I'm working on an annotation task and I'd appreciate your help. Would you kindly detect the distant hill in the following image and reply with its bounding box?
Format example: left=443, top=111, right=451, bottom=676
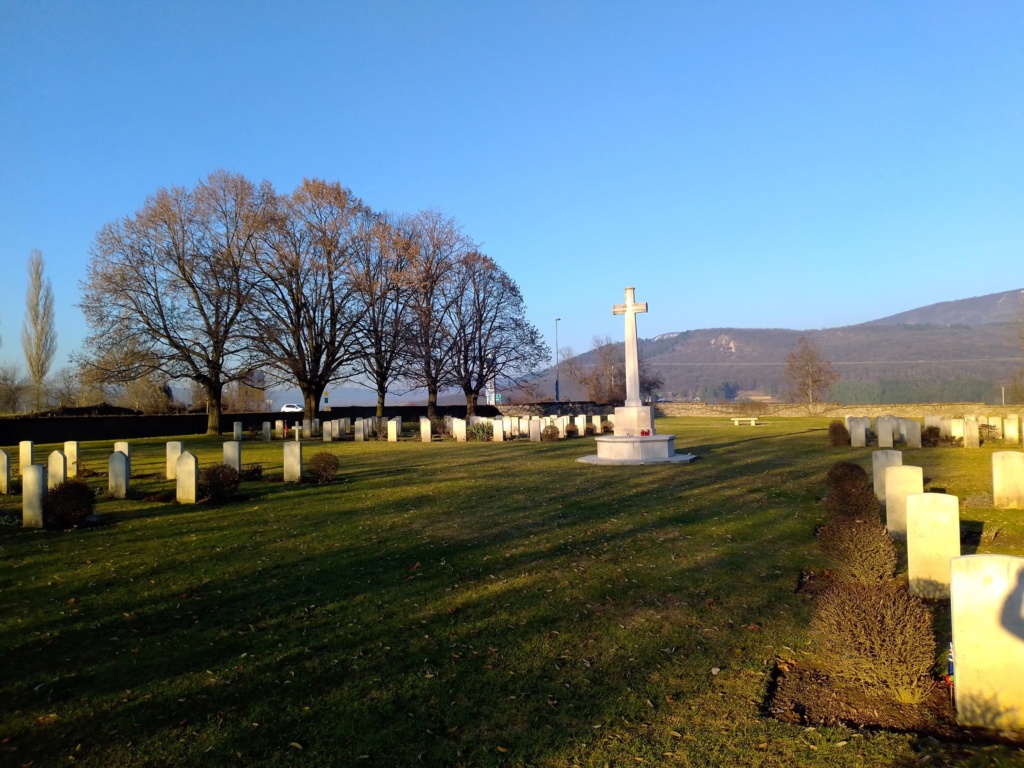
left=862, top=288, right=1024, bottom=327
left=530, top=289, right=1024, bottom=405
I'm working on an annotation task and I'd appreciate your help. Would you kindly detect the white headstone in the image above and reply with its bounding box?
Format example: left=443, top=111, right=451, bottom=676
left=109, top=451, right=129, bottom=499
left=993, top=451, right=1024, bottom=509
left=284, top=442, right=302, bottom=482
left=22, top=464, right=45, bottom=528
left=354, top=419, right=366, bottom=442
left=176, top=451, right=199, bottom=504
left=530, top=419, right=542, bottom=442
left=223, top=441, right=242, bottom=474
left=420, top=416, right=432, bottom=443
left=47, top=450, right=67, bottom=489
left=312, top=418, right=320, bottom=437
left=303, top=419, right=312, bottom=437
left=1005, top=415, right=1020, bottom=445
left=493, top=418, right=504, bottom=442
left=274, top=419, right=284, bottom=439
left=322, top=421, right=333, bottom=442
left=964, top=419, right=980, bottom=449
left=906, top=492, right=960, bottom=599
left=63, top=441, right=79, bottom=478
left=924, top=414, right=941, bottom=430
left=114, top=441, right=131, bottom=464
left=939, top=417, right=952, bottom=438
left=0, top=449, right=8, bottom=494
left=871, top=450, right=902, bottom=500
left=575, top=415, right=588, bottom=436
left=850, top=419, right=867, bottom=448
left=951, top=418, right=965, bottom=439
left=903, top=419, right=922, bottom=449
left=262, top=421, right=272, bottom=442
left=18, top=441, right=33, bottom=476
left=950, top=554, right=1024, bottom=732
left=884, top=465, right=923, bottom=539
left=877, top=420, right=893, bottom=448
left=452, top=418, right=467, bottom=442
left=166, top=441, right=183, bottom=480
left=233, top=421, right=243, bottom=441
left=388, top=418, right=399, bottom=442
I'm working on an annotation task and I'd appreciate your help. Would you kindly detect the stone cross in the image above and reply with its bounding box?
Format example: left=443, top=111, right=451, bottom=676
left=612, top=286, right=648, bottom=408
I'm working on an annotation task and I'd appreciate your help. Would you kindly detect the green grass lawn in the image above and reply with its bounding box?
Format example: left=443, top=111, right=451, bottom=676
left=2, top=418, right=1023, bottom=767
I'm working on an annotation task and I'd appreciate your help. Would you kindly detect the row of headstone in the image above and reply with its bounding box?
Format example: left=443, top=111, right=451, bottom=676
left=846, top=416, right=922, bottom=448
left=867, top=447, right=1024, bottom=730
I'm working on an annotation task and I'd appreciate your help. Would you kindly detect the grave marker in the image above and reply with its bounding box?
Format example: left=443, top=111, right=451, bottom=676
left=871, top=450, right=902, bottom=500
left=884, top=465, right=923, bottom=539
left=176, top=452, right=199, bottom=504
left=1006, top=415, right=1021, bottom=445
left=950, top=554, right=1024, bottom=732
left=166, top=441, right=183, bottom=480
left=22, top=464, right=45, bottom=528
left=223, top=441, right=242, bottom=474
left=0, top=450, right=8, bottom=494
left=233, top=421, right=243, bottom=441
left=420, top=417, right=432, bottom=443
left=262, top=422, right=272, bottom=442
left=19, top=441, right=33, bottom=476
left=964, top=419, right=980, bottom=449
left=47, top=450, right=67, bottom=489
left=284, top=442, right=303, bottom=482
left=993, top=451, right=1024, bottom=509
left=906, top=492, right=960, bottom=599
left=64, top=441, right=79, bottom=478
left=109, top=451, right=129, bottom=499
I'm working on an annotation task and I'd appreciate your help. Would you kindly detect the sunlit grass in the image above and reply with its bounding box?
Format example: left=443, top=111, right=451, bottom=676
left=1, top=418, right=1023, bottom=766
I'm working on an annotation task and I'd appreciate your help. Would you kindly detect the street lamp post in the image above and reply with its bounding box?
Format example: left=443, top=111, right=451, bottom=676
left=555, top=317, right=561, bottom=403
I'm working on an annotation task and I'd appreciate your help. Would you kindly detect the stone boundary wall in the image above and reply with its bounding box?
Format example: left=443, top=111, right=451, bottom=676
left=497, top=401, right=609, bottom=418
left=652, top=401, right=1011, bottom=419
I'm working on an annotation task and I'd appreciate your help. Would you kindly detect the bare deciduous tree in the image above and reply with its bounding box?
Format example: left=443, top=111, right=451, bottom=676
left=22, top=250, right=57, bottom=410
left=401, top=210, right=473, bottom=419
left=784, top=335, right=839, bottom=404
left=447, top=253, right=550, bottom=415
left=350, top=215, right=415, bottom=418
left=243, top=178, right=372, bottom=420
left=561, top=336, right=664, bottom=404
left=0, top=362, right=26, bottom=413
left=78, top=170, right=272, bottom=434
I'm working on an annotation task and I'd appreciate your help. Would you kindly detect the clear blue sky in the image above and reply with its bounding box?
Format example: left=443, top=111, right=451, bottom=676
left=1, top=1, right=1021, bottom=387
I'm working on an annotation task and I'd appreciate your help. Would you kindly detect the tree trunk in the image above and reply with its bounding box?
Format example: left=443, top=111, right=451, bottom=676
left=205, top=382, right=223, bottom=435
left=464, top=389, right=477, bottom=417
left=376, top=388, right=386, bottom=419
left=426, top=383, right=438, bottom=421
left=302, top=386, right=324, bottom=422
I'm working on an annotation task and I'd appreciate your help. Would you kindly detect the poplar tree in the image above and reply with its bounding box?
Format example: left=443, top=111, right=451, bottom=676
left=21, top=250, right=56, bottom=410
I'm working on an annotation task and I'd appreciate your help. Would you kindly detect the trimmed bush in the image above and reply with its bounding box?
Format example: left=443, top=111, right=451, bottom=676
left=468, top=422, right=493, bottom=442
left=584, top=424, right=596, bottom=436
left=430, top=417, right=447, bottom=437
left=921, top=426, right=941, bottom=447
left=824, top=461, right=870, bottom=493
left=198, top=464, right=240, bottom=504
left=810, top=580, right=936, bottom=704
left=241, top=463, right=263, bottom=481
left=565, top=423, right=579, bottom=438
left=541, top=425, right=560, bottom=442
left=817, top=517, right=897, bottom=584
left=43, top=479, right=96, bottom=529
left=602, top=422, right=614, bottom=434
left=827, top=420, right=850, bottom=447
left=823, top=482, right=881, bottom=522
left=308, top=452, right=340, bottom=484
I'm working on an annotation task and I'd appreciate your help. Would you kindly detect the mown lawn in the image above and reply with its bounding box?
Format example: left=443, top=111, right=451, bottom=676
left=1, top=417, right=1023, bottom=767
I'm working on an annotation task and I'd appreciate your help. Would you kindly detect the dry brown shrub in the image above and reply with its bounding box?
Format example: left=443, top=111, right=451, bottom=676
left=817, top=517, right=896, bottom=583
left=810, top=580, right=935, bottom=704
left=825, top=461, right=869, bottom=493
left=827, top=420, right=850, bottom=447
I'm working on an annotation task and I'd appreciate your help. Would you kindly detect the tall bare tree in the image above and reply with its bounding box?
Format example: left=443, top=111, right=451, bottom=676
left=243, top=178, right=372, bottom=420
left=350, top=215, right=415, bottom=418
left=783, top=335, right=838, bottom=404
left=561, top=336, right=663, bottom=404
left=21, top=250, right=57, bottom=410
left=78, top=170, right=272, bottom=434
left=401, top=210, right=473, bottom=419
left=446, top=252, right=549, bottom=415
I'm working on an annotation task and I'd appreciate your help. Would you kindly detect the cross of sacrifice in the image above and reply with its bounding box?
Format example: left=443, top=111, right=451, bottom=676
left=612, top=286, right=648, bottom=407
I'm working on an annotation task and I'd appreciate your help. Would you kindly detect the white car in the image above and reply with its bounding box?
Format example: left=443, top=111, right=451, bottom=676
left=280, top=403, right=303, bottom=413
